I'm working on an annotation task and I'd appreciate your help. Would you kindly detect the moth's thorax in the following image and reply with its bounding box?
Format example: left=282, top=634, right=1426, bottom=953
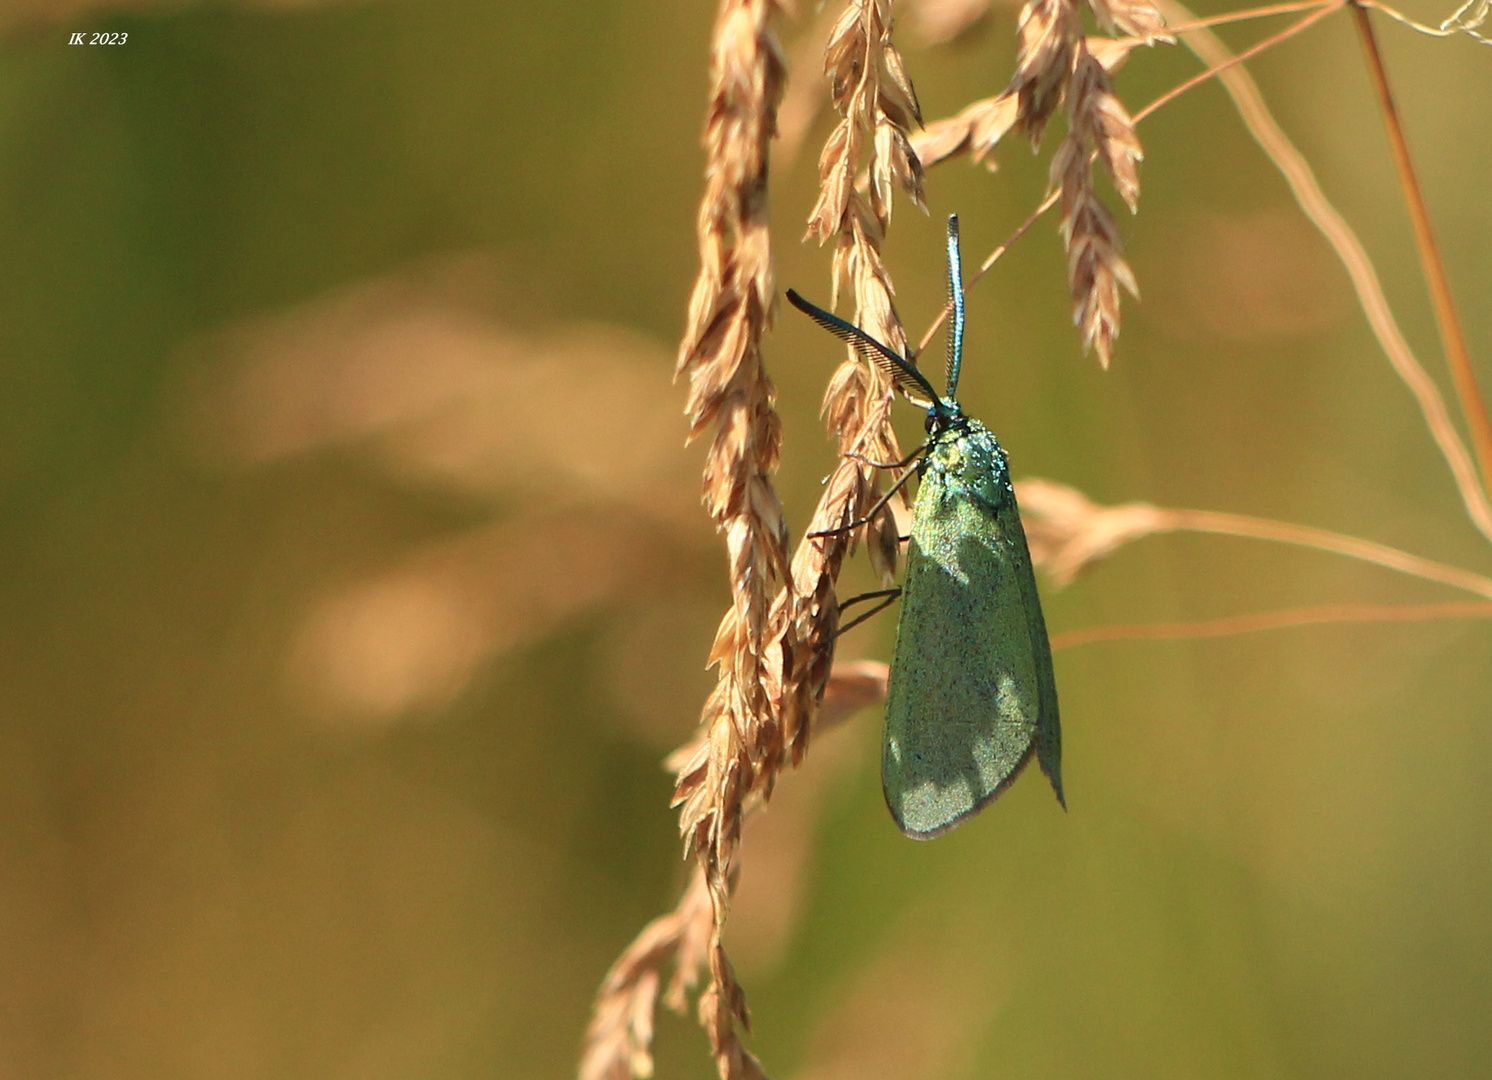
left=923, top=414, right=1010, bottom=494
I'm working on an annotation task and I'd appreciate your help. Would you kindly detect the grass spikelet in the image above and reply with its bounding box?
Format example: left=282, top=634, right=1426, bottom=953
left=1072, top=47, right=1143, bottom=210
left=1009, top=0, right=1083, bottom=145
left=910, top=91, right=1019, bottom=169
left=1051, top=44, right=1143, bottom=367
left=1088, top=0, right=1168, bottom=39
left=910, top=27, right=1139, bottom=174
left=1001, top=0, right=1156, bottom=365
left=808, top=0, right=925, bottom=249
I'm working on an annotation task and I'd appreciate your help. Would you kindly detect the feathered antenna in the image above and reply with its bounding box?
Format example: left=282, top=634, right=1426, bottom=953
left=945, top=214, right=966, bottom=398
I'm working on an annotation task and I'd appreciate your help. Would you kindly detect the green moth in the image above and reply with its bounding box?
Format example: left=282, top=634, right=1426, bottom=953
left=787, top=215, right=1063, bottom=838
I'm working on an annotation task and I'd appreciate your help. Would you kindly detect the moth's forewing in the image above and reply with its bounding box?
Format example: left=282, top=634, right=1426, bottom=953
left=882, top=421, right=1063, bottom=838
left=1006, top=473, right=1063, bottom=806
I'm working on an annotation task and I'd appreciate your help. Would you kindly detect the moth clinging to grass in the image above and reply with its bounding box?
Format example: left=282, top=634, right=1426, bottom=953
left=788, top=214, right=1063, bottom=838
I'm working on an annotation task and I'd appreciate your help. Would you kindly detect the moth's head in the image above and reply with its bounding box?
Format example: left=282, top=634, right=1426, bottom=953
left=924, top=396, right=962, bottom=435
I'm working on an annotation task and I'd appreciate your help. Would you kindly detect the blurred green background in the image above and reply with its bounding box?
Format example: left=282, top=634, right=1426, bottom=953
left=1, top=0, right=1489, bottom=1077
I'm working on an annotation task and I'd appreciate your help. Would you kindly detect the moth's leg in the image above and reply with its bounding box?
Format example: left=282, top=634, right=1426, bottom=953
left=832, top=588, right=903, bottom=639
left=837, top=588, right=901, bottom=612
left=846, top=445, right=925, bottom=470
left=808, top=459, right=922, bottom=539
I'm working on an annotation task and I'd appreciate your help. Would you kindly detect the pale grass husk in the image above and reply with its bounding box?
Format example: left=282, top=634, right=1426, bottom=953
left=1154, top=0, right=1492, bottom=540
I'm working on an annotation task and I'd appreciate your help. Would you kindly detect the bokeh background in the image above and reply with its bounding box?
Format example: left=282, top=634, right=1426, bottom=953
left=1, top=0, right=1489, bottom=1077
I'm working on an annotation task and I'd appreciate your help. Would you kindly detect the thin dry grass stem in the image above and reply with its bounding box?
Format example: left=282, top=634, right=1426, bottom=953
left=780, top=0, right=926, bottom=766
left=1137, top=1, right=1342, bottom=122
left=1157, top=0, right=1492, bottom=544
left=1051, top=600, right=1492, bottom=647
left=1362, top=0, right=1492, bottom=43
left=723, top=597, right=1492, bottom=718
left=1352, top=2, right=1492, bottom=498
left=1166, top=508, right=1492, bottom=596
left=914, top=186, right=1064, bottom=354
left=1151, top=0, right=1338, bottom=34
left=1439, top=0, right=1492, bottom=37
left=585, top=2, right=792, bottom=1078
left=922, top=0, right=1487, bottom=460
left=1016, top=478, right=1492, bottom=596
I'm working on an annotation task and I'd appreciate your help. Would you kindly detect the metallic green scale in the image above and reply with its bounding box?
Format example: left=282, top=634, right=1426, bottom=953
left=883, top=415, right=1063, bottom=838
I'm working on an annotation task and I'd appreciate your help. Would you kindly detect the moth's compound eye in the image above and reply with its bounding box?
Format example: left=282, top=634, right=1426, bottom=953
left=924, top=411, right=937, bottom=434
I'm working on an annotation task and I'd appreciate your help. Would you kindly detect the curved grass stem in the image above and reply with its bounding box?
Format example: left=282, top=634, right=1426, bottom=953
left=1154, top=507, right=1492, bottom=598
left=1350, top=1, right=1492, bottom=502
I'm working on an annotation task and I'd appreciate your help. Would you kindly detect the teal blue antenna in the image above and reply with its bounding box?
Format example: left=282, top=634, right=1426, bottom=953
left=945, top=215, right=967, bottom=399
